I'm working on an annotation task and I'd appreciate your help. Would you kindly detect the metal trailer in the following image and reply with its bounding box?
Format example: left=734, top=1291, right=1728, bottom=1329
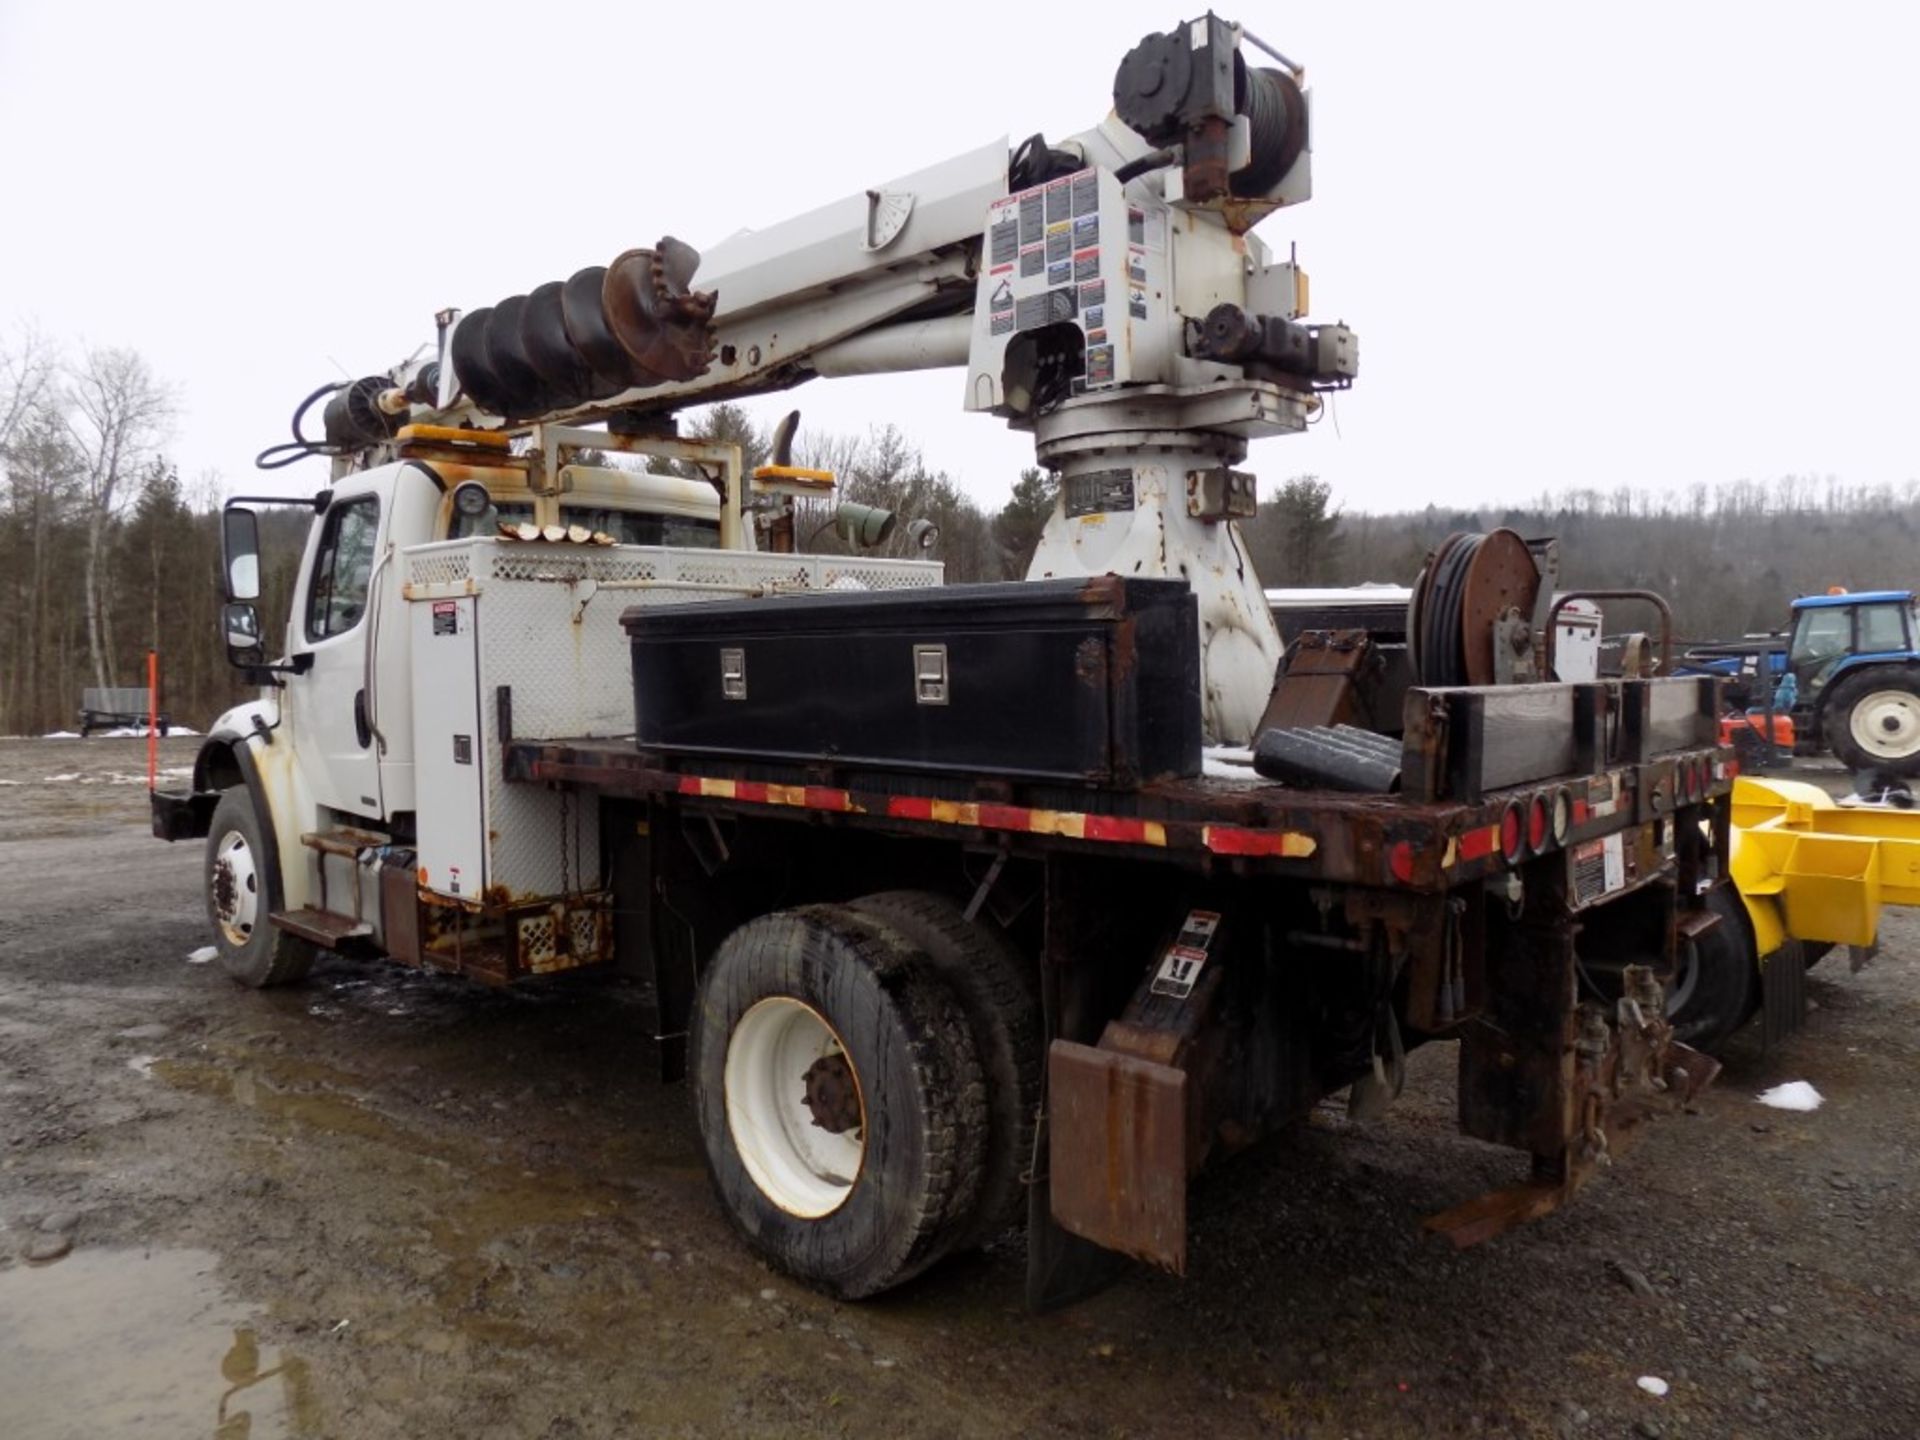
left=79, top=686, right=170, bottom=737
left=488, top=664, right=1733, bottom=1306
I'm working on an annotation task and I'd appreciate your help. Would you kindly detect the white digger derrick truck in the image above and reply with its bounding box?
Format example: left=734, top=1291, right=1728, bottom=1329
left=154, top=16, right=1739, bottom=1306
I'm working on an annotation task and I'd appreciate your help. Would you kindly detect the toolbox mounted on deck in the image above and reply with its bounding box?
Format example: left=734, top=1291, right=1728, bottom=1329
left=621, top=576, right=1202, bottom=785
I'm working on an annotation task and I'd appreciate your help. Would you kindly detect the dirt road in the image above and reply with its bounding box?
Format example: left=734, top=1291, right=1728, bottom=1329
left=2, top=736, right=1916, bottom=1438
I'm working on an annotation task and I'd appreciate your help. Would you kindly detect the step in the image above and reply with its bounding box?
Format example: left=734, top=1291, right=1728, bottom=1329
left=270, top=908, right=373, bottom=947
left=300, top=826, right=389, bottom=859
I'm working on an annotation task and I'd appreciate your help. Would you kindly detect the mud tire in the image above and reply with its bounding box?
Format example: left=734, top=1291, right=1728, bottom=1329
left=849, top=890, right=1040, bottom=1250
left=1667, top=885, right=1757, bottom=1051
left=690, top=904, right=987, bottom=1299
left=204, top=786, right=316, bottom=989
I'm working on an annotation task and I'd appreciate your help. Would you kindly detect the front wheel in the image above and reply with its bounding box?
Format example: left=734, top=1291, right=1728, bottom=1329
left=690, top=904, right=987, bottom=1299
left=1825, top=665, right=1920, bottom=777
left=204, top=787, right=315, bottom=989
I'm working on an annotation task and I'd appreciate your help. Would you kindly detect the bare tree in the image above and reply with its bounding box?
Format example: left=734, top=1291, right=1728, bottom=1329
left=63, top=347, right=175, bottom=691
left=0, top=324, right=57, bottom=454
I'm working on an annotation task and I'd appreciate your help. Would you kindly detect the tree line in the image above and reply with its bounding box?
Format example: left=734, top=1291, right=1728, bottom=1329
left=5, top=331, right=1912, bottom=734
left=1241, top=475, right=1920, bottom=644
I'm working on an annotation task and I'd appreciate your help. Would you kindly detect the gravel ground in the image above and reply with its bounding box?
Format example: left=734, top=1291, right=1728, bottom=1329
left=1, top=736, right=1916, bottom=1438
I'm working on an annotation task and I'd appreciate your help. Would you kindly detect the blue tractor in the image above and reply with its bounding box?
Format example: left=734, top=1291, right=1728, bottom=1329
left=1786, top=590, right=1920, bottom=775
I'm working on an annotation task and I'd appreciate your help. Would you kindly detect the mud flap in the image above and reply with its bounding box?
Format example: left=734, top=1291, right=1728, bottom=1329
left=1045, top=1040, right=1190, bottom=1273
left=1024, top=1097, right=1134, bottom=1313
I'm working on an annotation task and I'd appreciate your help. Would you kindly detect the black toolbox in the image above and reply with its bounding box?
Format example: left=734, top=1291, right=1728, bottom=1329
left=621, top=577, right=1200, bottom=785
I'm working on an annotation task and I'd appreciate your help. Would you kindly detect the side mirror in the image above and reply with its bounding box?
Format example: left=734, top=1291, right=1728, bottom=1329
left=222, top=506, right=261, bottom=601
left=223, top=601, right=265, bottom=670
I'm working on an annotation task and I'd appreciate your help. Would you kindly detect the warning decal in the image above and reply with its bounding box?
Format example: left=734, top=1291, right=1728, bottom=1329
left=1070, top=169, right=1098, bottom=216
left=989, top=218, right=1018, bottom=266
left=1065, top=467, right=1134, bottom=518
left=1018, top=191, right=1043, bottom=244
left=1150, top=909, right=1223, bottom=1000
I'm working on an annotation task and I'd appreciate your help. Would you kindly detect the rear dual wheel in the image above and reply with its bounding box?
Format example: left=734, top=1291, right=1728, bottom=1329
left=691, top=896, right=1038, bottom=1298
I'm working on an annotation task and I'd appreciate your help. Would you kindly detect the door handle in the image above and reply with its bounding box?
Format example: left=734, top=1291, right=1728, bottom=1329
left=353, top=689, right=372, bottom=749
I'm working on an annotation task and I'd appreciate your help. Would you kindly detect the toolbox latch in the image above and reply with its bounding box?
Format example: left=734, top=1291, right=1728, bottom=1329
left=913, top=644, right=949, bottom=705
left=720, top=647, right=747, bottom=701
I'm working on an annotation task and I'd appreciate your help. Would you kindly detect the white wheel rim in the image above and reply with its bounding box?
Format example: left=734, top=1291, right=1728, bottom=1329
left=211, top=829, right=260, bottom=947
left=1850, top=689, right=1920, bottom=760
left=724, top=997, right=866, bottom=1218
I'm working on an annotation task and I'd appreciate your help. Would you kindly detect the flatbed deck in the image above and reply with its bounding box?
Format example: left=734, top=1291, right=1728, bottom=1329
left=504, top=732, right=1731, bottom=893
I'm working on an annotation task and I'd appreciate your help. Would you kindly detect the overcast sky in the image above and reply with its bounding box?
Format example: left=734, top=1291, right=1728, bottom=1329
left=2, top=1, right=1914, bottom=514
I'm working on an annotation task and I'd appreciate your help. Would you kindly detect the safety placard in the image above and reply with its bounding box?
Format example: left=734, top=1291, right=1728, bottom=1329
left=1570, top=833, right=1627, bottom=905
left=1150, top=909, right=1222, bottom=1000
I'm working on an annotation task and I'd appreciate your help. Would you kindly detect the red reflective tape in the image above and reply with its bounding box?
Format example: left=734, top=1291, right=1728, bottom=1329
left=1572, top=799, right=1591, bottom=824
left=887, top=795, right=935, bottom=821
left=976, top=803, right=1034, bottom=832
left=1457, top=825, right=1498, bottom=862
left=1083, top=813, right=1154, bottom=845
left=1202, top=825, right=1313, bottom=858
left=734, top=781, right=769, bottom=804
left=804, top=786, right=853, bottom=812
left=677, top=775, right=704, bottom=796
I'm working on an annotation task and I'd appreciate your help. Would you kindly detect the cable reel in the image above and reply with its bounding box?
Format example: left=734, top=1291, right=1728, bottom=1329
left=1407, top=529, right=1544, bottom=687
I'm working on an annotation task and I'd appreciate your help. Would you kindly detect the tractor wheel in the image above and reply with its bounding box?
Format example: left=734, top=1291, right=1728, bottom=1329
left=690, top=904, right=988, bottom=1299
left=1824, top=665, right=1920, bottom=777
left=849, top=890, right=1041, bottom=1250
left=205, top=786, right=316, bottom=989
left=1666, top=885, right=1757, bottom=1052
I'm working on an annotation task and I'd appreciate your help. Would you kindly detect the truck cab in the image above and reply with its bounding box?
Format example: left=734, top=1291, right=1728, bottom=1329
left=167, top=426, right=753, bottom=979
left=1786, top=590, right=1920, bottom=774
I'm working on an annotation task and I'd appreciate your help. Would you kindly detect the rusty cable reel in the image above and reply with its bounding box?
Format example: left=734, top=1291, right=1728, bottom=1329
left=1409, top=529, right=1541, bottom=687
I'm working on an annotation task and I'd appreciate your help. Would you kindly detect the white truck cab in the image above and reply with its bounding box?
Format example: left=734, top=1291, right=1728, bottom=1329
left=169, top=423, right=937, bottom=987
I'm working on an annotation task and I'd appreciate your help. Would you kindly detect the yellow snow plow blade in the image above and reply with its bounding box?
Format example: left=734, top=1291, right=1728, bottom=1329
left=1730, top=775, right=1920, bottom=954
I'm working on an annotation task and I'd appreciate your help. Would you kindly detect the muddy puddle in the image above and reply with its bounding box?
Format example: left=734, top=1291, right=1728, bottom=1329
left=0, top=1247, right=318, bottom=1438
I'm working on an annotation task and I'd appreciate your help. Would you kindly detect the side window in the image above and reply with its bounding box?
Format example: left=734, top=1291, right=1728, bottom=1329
left=1856, top=603, right=1909, bottom=653
left=1795, top=607, right=1850, bottom=660
left=305, top=497, right=381, bottom=641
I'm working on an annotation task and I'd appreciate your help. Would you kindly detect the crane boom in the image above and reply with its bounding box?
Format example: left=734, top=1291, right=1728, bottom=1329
left=293, top=14, right=1360, bottom=743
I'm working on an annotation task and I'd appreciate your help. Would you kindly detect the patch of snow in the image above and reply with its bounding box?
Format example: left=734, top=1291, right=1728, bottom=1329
left=1636, top=1376, right=1669, bottom=1397
left=1757, top=1080, right=1824, bottom=1112
left=42, top=773, right=81, bottom=783
left=127, top=1055, right=157, bottom=1078
left=1202, top=745, right=1257, bottom=780
left=94, top=725, right=198, bottom=738
left=186, top=946, right=217, bottom=965
left=42, top=730, right=80, bottom=739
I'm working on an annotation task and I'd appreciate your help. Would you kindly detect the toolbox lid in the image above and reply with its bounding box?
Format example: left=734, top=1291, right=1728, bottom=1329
left=620, top=575, right=1193, bottom=638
